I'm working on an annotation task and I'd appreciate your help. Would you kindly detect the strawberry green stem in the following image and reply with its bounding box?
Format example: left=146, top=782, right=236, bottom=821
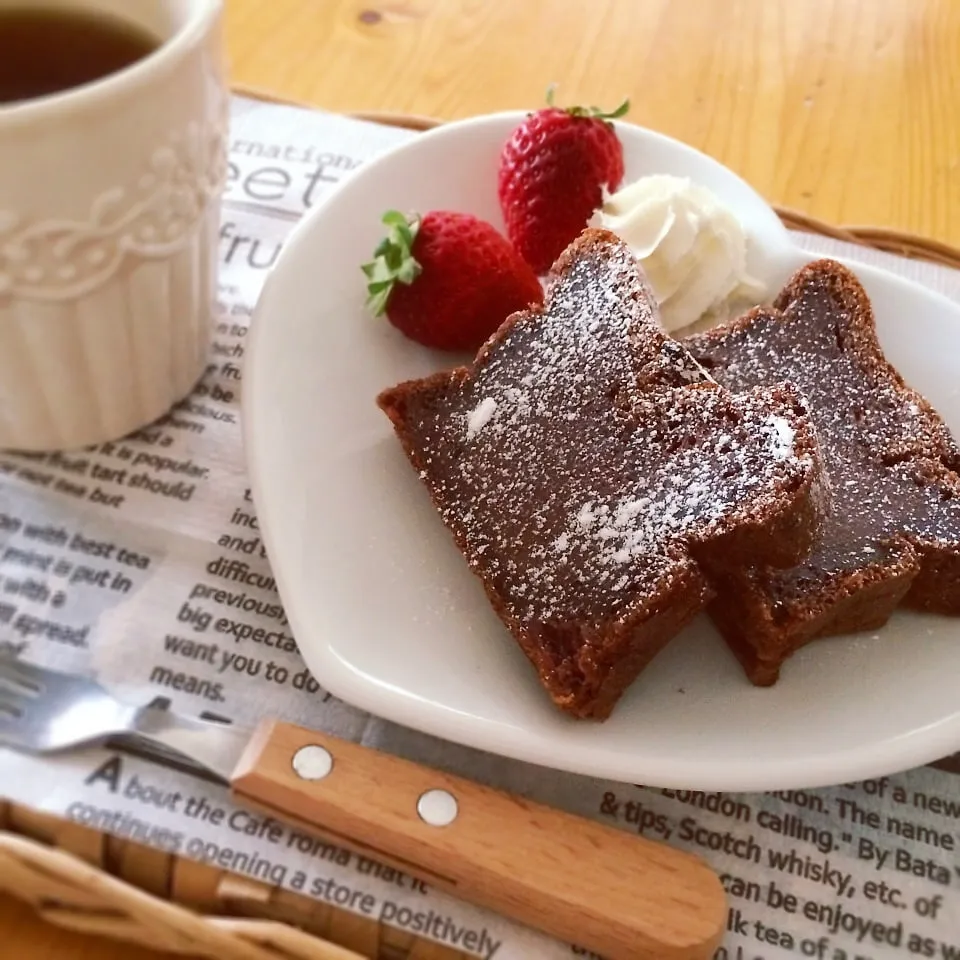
left=361, top=210, right=423, bottom=316
left=544, top=83, right=629, bottom=121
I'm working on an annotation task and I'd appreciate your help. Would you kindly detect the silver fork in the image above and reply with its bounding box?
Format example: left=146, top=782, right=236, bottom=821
left=0, top=654, right=249, bottom=782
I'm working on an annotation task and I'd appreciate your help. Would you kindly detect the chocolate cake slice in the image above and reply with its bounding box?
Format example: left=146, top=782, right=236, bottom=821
left=378, top=229, right=824, bottom=719
left=685, top=258, right=960, bottom=685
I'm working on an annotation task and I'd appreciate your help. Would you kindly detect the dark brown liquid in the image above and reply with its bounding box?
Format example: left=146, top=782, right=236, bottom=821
left=0, top=7, right=159, bottom=105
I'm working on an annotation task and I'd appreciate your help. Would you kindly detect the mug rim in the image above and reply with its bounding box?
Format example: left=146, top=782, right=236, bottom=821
left=0, top=0, right=223, bottom=127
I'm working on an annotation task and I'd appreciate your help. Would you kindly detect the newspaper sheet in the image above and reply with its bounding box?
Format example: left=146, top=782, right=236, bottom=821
left=0, top=94, right=957, bottom=960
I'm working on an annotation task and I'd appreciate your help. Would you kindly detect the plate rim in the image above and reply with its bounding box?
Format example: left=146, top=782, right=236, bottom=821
left=243, top=111, right=960, bottom=790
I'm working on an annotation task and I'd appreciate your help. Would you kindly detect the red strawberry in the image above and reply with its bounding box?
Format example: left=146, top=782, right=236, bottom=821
left=498, top=87, right=629, bottom=275
left=362, top=210, right=543, bottom=352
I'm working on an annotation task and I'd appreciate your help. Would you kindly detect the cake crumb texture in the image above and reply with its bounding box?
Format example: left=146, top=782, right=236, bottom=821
left=379, top=230, right=824, bottom=718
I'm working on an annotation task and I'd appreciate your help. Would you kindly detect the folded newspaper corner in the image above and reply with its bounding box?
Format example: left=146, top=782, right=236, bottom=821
left=0, top=94, right=957, bottom=960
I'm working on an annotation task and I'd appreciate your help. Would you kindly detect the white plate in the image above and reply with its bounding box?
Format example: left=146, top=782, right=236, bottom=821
left=243, top=112, right=960, bottom=791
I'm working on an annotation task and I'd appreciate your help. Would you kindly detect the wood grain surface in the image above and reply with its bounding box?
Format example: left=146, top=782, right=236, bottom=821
left=225, top=0, right=960, bottom=247
left=2, top=0, right=957, bottom=957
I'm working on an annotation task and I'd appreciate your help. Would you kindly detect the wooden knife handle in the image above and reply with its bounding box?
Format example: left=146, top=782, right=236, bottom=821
left=231, top=719, right=726, bottom=960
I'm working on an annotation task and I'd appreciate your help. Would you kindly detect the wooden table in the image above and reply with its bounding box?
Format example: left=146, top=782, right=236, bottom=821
left=3, top=0, right=958, bottom=957
left=227, top=0, right=960, bottom=248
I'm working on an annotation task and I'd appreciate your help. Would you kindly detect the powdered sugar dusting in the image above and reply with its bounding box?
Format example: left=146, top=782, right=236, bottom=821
left=392, top=233, right=819, bottom=627
left=767, top=415, right=795, bottom=460
left=466, top=397, right=497, bottom=439
left=685, top=261, right=960, bottom=604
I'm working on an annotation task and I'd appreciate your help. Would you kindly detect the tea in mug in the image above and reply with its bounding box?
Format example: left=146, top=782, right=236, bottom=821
left=0, top=7, right=159, bottom=105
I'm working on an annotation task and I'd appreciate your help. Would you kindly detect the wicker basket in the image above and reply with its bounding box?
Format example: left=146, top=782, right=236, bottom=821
left=1, top=102, right=958, bottom=960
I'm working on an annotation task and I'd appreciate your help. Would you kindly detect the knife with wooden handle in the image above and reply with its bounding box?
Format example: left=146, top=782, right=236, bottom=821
left=0, top=654, right=726, bottom=960
left=229, top=720, right=726, bottom=960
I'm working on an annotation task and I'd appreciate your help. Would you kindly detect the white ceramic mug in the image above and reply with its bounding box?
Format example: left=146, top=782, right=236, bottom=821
left=0, top=0, right=227, bottom=452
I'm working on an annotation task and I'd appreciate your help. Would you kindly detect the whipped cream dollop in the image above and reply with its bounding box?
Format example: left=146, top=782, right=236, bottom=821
left=589, top=174, right=766, bottom=332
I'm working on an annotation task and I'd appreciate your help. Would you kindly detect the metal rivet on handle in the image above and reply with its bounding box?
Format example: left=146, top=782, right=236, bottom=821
left=417, top=788, right=458, bottom=826
left=292, top=744, right=333, bottom=780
